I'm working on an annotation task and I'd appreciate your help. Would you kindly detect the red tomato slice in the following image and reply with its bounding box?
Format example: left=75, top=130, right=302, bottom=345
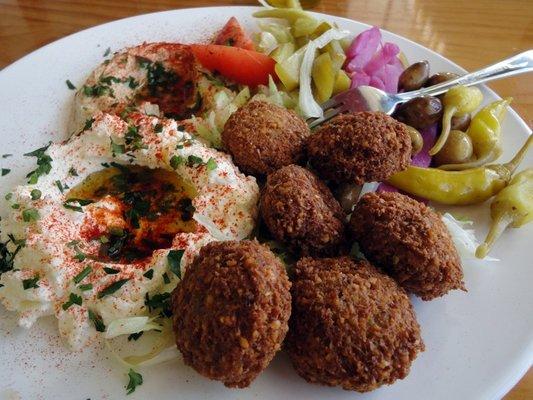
left=191, top=44, right=276, bottom=87
left=214, top=16, right=255, bottom=51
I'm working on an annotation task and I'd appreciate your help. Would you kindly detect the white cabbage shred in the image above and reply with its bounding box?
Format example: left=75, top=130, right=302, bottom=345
left=441, top=213, right=499, bottom=262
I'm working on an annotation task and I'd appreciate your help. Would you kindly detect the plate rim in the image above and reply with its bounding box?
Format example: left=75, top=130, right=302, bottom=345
left=0, top=5, right=531, bottom=400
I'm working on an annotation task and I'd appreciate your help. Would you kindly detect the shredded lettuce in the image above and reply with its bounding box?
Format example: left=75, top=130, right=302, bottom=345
left=299, top=28, right=350, bottom=118
left=441, top=213, right=499, bottom=262
left=105, top=316, right=161, bottom=339
left=251, top=75, right=297, bottom=109
left=257, top=31, right=278, bottom=55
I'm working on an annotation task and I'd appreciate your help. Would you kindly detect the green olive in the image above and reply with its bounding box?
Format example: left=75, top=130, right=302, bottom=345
left=433, top=130, right=474, bottom=166
left=398, top=61, right=430, bottom=91
left=451, top=113, right=471, bottom=131
left=394, top=96, right=443, bottom=130
left=425, top=72, right=459, bottom=87
left=403, top=124, right=424, bottom=155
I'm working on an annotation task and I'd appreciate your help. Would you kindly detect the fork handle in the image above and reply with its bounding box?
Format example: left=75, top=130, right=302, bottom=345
left=396, top=50, right=533, bottom=101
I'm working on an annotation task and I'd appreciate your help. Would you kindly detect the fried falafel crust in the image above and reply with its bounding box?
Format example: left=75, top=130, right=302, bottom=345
left=350, top=191, right=465, bottom=300
left=287, top=257, right=424, bottom=392
left=260, top=165, right=346, bottom=256
left=221, top=101, right=311, bottom=176
left=171, top=240, right=291, bottom=388
left=306, top=111, right=412, bottom=185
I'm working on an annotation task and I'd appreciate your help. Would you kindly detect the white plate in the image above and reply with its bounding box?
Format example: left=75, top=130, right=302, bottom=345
left=0, top=6, right=531, bottom=400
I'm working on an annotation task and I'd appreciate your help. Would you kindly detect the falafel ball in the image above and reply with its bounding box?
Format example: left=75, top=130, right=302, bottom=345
left=222, top=101, right=311, bottom=176
left=287, top=256, right=424, bottom=392
left=260, top=164, right=346, bottom=256
left=306, top=111, right=412, bottom=184
left=171, top=240, right=291, bottom=388
left=349, top=191, right=465, bottom=300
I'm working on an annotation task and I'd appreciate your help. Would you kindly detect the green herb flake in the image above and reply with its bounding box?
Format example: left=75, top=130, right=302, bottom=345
left=55, top=180, right=65, bottom=193
left=79, top=283, right=93, bottom=291
left=206, top=158, right=217, bottom=171
left=103, top=47, right=111, bottom=57
left=5, top=192, right=12, bottom=201
left=24, top=142, right=52, bottom=184
left=111, top=140, right=126, bottom=156
left=11, top=203, right=20, bottom=209
left=63, top=198, right=93, bottom=212
left=162, top=272, right=170, bottom=284
left=22, top=276, right=39, bottom=290
left=170, top=155, right=184, bottom=170
left=103, top=267, right=119, bottom=275
left=62, top=292, right=83, bottom=310
left=143, top=269, right=154, bottom=280
left=187, top=155, right=204, bottom=166
left=22, top=208, right=40, bottom=223
left=97, top=278, right=129, bottom=299
left=68, top=167, right=79, bottom=176
left=2, top=154, right=12, bottom=159
left=154, top=123, right=163, bottom=133
left=66, top=80, right=77, bottom=90
left=30, top=189, right=42, bottom=200
left=1, top=169, right=10, bottom=176
left=127, top=331, right=144, bottom=341
left=167, top=249, right=184, bottom=279
left=83, top=118, right=95, bottom=131
left=88, top=309, right=106, bottom=332
left=126, top=369, right=143, bottom=395
left=73, top=266, right=92, bottom=284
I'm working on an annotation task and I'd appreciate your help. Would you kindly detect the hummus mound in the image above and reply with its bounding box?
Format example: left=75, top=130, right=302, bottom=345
left=0, top=111, right=259, bottom=349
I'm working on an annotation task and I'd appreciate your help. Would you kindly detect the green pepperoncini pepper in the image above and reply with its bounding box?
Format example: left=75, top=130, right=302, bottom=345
left=476, top=168, right=533, bottom=258
left=387, top=134, right=532, bottom=205
left=430, top=85, right=483, bottom=155
left=439, top=98, right=512, bottom=170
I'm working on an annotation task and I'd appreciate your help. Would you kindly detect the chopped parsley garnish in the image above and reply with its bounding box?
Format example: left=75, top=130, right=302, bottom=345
left=206, top=158, right=217, bottom=171
left=67, top=240, right=87, bottom=262
left=1, top=234, right=25, bottom=274
left=144, top=292, right=172, bottom=317
left=178, top=198, right=195, bottom=221
left=22, top=208, right=40, bottom=222
left=187, top=155, right=204, bottom=167
left=143, top=269, right=154, bottom=280
left=88, top=309, right=106, bottom=332
left=11, top=203, right=20, bottom=209
left=62, top=292, right=82, bottom=310
left=104, top=228, right=129, bottom=260
left=79, top=283, right=93, bottom=291
left=66, top=80, right=76, bottom=90
left=1, top=168, right=10, bottom=176
left=162, top=272, right=170, bottom=284
left=154, top=123, right=163, bottom=133
left=55, top=180, right=65, bottom=193
left=22, top=276, right=39, bottom=290
left=124, top=124, right=145, bottom=151
left=68, top=167, right=79, bottom=176
left=169, top=155, right=184, bottom=170
left=24, top=142, right=52, bottom=184
left=167, top=249, right=184, bottom=279
left=83, top=118, right=95, bottom=131
left=5, top=192, right=12, bottom=201
left=2, top=154, right=12, bottom=159
left=97, top=278, right=129, bottom=299
left=111, top=139, right=126, bottom=156
left=103, top=267, right=119, bottom=275
left=127, top=331, right=144, bottom=341
left=73, top=266, right=92, bottom=284
left=103, top=47, right=111, bottom=57
left=83, top=83, right=114, bottom=98
left=126, top=368, right=143, bottom=395
left=63, top=198, right=93, bottom=212
left=126, top=76, right=139, bottom=89
left=30, top=189, right=42, bottom=200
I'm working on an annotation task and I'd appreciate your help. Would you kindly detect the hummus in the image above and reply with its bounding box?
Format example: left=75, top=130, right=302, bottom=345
left=0, top=111, right=259, bottom=350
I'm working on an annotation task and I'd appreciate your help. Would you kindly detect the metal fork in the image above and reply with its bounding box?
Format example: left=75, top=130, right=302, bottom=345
left=307, top=50, right=533, bottom=129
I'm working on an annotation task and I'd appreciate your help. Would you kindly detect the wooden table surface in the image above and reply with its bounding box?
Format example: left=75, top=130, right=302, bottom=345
left=0, top=0, right=531, bottom=398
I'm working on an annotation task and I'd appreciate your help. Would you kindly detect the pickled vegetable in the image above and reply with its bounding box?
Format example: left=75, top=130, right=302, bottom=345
left=312, top=52, right=335, bottom=103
